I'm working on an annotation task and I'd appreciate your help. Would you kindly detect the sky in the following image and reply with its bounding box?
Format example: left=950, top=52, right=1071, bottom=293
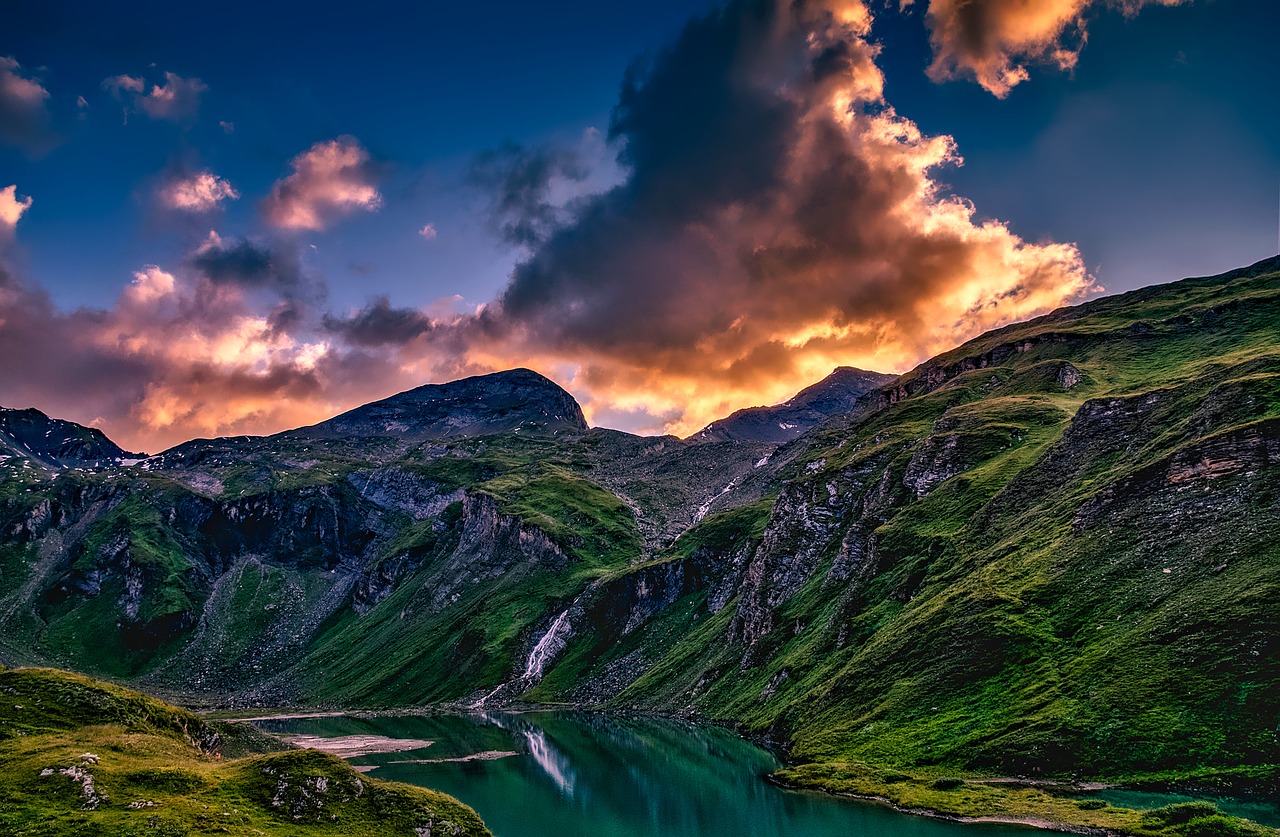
left=1, top=0, right=1277, bottom=453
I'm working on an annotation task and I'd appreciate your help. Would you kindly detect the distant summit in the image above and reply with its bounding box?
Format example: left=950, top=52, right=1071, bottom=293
left=0, top=407, right=140, bottom=468
left=290, top=367, right=589, bottom=442
left=693, top=366, right=896, bottom=443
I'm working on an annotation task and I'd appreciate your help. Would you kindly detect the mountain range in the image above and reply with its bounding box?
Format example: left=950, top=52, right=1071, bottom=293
left=0, top=257, right=1277, bottom=795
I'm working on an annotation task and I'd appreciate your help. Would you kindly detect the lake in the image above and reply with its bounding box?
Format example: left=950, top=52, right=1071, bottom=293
left=255, top=710, right=1037, bottom=837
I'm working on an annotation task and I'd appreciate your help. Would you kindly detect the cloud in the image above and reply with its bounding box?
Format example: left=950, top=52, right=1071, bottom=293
left=418, top=223, right=437, bottom=240
left=468, top=143, right=587, bottom=247
left=103, top=71, right=207, bottom=122
left=0, top=0, right=1103, bottom=451
left=102, top=74, right=145, bottom=96
left=0, top=246, right=338, bottom=452
left=187, top=232, right=323, bottom=333
left=158, top=171, right=239, bottom=212
left=190, top=233, right=278, bottom=286
left=0, top=185, right=33, bottom=242
left=439, top=0, right=1096, bottom=435
left=262, top=137, right=382, bottom=231
left=0, top=57, right=55, bottom=152
left=323, top=297, right=433, bottom=347
left=917, top=0, right=1190, bottom=97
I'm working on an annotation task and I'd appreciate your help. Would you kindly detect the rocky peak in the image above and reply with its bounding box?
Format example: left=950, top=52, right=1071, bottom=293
left=691, top=366, right=897, bottom=444
left=0, top=407, right=140, bottom=468
left=289, top=367, right=589, bottom=443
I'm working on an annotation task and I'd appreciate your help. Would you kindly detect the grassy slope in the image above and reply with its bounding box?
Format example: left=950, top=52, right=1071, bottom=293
left=0, top=667, right=490, bottom=836
left=533, top=260, right=1280, bottom=797
left=289, top=434, right=644, bottom=705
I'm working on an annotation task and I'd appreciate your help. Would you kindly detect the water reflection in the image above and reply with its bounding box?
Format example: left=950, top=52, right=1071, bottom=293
left=261, top=711, right=1036, bottom=837
left=522, top=728, right=576, bottom=797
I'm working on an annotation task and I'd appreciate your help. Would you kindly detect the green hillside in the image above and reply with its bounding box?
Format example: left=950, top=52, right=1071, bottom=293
left=0, top=259, right=1277, bottom=820
left=0, top=667, right=490, bottom=836
left=533, top=258, right=1280, bottom=788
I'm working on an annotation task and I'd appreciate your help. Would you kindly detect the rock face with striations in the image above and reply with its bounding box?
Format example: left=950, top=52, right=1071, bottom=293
left=691, top=366, right=896, bottom=443
left=290, top=368, right=588, bottom=443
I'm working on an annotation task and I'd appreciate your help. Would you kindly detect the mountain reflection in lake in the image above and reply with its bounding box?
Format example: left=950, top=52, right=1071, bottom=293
left=257, top=711, right=1035, bottom=837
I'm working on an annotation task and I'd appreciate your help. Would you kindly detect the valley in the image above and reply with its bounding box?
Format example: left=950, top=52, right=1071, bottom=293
left=1, top=258, right=1278, bottom=834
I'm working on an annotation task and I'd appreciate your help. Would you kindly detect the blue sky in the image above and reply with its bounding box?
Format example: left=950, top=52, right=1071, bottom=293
left=2, top=0, right=1278, bottom=451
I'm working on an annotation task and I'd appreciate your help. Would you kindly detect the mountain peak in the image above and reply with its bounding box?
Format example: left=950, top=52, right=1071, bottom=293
left=692, top=366, right=897, bottom=444
left=293, top=367, right=588, bottom=442
left=0, top=406, right=139, bottom=467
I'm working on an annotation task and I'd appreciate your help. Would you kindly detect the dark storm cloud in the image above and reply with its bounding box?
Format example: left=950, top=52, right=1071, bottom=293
left=191, top=236, right=280, bottom=288
left=468, top=142, right=587, bottom=247
left=457, top=0, right=1092, bottom=433
left=323, top=296, right=434, bottom=347
left=187, top=233, right=328, bottom=324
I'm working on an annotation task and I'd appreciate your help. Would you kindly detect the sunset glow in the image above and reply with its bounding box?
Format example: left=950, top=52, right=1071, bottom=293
left=2, top=0, right=1276, bottom=452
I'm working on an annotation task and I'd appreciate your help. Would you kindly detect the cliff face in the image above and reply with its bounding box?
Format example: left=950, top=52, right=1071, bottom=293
left=1, top=259, right=1278, bottom=782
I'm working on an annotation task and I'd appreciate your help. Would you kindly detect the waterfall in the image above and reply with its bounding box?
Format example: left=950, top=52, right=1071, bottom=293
left=694, top=476, right=741, bottom=522
left=524, top=608, right=572, bottom=681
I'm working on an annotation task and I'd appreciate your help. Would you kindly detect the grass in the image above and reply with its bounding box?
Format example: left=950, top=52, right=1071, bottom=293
left=774, top=763, right=1277, bottom=837
left=547, top=259, right=1280, bottom=807
left=0, top=666, right=491, bottom=836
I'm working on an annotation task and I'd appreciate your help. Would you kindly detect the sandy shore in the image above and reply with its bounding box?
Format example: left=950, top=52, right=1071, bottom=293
left=279, top=734, right=436, bottom=758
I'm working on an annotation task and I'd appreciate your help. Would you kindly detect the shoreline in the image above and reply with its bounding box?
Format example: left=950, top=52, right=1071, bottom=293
left=211, top=701, right=1275, bottom=837
left=765, top=774, right=1120, bottom=837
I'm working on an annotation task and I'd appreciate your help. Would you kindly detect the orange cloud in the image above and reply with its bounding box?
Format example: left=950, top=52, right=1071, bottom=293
left=433, top=0, right=1095, bottom=436
left=0, top=185, right=32, bottom=239
left=918, top=0, right=1191, bottom=97
left=158, top=171, right=239, bottom=212
left=0, top=0, right=1108, bottom=453
left=262, top=137, right=382, bottom=231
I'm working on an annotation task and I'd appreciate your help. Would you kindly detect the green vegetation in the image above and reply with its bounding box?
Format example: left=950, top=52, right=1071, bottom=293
left=774, top=763, right=1275, bottom=837
left=2, top=260, right=1280, bottom=833
left=0, top=667, right=490, bottom=836
left=530, top=259, right=1280, bottom=810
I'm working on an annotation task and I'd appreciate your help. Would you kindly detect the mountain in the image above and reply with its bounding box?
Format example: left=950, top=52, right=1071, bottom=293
left=0, top=666, right=490, bottom=836
left=692, top=366, right=897, bottom=443
left=0, top=257, right=1277, bottom=803
left=0, top=407, right=140, bottom=471
left=291, top=367, right=589, bottom=443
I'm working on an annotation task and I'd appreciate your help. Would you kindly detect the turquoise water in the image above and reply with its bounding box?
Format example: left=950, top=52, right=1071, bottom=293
left=258, top=711, right=1037, bottom=837
left=1084, top=789, right=1280, bottom=828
